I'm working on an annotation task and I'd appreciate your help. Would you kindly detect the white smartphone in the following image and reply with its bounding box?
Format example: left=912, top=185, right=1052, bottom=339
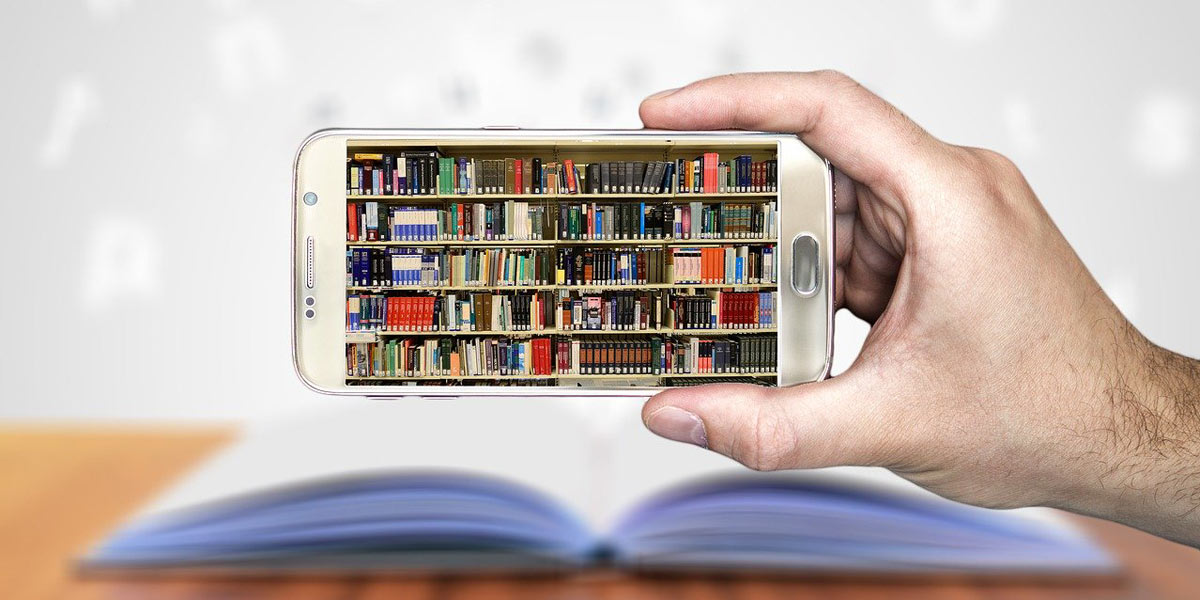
left=293, top=129, right=833, bottom=398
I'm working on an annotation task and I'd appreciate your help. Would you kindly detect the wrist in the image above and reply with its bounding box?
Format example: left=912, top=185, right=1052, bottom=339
left=1054, top=323, right=1200, bottom=545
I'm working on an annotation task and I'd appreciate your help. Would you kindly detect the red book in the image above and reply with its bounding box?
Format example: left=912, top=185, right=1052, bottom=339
left=386, top=297, right=395, bottom=331
left=703, top=153, right=719, bottom=194
left=515, top=159, right=524, bottom=194
left=563, top=159, right=578, bottom=194
left=426, top=296, right=435, bottom=331
left=347, top=204, right=359, bottom=241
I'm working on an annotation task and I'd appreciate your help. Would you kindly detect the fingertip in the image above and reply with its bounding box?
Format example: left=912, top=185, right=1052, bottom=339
left=638, top=93, right=675, bottom=129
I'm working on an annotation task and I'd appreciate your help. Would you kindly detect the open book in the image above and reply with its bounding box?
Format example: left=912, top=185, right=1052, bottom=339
left=83, top=397, right=1115, bottom=575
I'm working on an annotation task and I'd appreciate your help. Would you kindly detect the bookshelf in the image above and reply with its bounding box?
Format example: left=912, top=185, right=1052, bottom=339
left=348, top=238, right=778, bottom=248
left=350, top=328, right=779, bottom=337
left=344, top=141, right=781, bottom=388
left=346, top=372, right=777, bottom=382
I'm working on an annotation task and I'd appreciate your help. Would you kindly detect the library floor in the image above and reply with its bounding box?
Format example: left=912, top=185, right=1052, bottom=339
left=3, top=425, right=1199, bottom=599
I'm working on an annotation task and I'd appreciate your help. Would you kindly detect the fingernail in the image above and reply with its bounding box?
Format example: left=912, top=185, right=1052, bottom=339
left=646, top=406, right=708, bottom=448
left=644, top=87, right=679, bottom=101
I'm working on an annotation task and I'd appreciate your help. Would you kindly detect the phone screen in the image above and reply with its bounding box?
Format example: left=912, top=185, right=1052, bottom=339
left=338, top=139, right=782, bottom=389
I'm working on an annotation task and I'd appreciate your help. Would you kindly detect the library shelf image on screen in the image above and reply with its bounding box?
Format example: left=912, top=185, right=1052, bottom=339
left=343, top=140, right=780, bottom=389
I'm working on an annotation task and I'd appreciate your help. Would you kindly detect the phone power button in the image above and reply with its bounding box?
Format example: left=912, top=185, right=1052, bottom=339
left=791, top=234, right=820, bottom=297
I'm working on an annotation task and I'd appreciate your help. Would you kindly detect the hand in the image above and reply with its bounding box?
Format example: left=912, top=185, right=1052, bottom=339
left=640, top=71, right=1200, bottom=547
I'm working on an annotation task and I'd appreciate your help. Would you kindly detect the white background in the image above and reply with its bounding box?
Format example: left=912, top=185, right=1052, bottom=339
left=1, top=0, right=1197, bottom=422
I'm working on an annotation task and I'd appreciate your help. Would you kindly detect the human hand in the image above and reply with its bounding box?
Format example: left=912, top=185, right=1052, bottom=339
left=640, top=71, right=1200, bottom=546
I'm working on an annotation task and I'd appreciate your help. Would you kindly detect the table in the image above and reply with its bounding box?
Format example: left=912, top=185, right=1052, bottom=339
left=2, top=426, right=1198, bottom=599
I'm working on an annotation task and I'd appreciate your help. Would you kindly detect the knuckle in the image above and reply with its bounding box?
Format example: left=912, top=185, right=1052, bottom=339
left=960, top=146, right=1022, bottom=184
left=811, top=69, right=857, bottom=89
left=977, top=148, right=1020, bottom=176
left=734, top=401, right=796, bottom=472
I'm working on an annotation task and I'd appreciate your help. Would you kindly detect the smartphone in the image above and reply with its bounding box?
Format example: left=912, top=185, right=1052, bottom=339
left=293, top=129, right=832, bottom=397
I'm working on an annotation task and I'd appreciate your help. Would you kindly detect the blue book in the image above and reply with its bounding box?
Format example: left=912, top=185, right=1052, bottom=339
left=735, top=257, right=744, bottom=284
left=353, top=249, right=369, bottom=286
left=639, top=202, right=645, bottom=238
left=81, top=400, right=1116, bottom=576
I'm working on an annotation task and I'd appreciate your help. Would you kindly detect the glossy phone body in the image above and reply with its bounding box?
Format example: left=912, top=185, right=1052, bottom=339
left=293, top=129, right=833, bottom=397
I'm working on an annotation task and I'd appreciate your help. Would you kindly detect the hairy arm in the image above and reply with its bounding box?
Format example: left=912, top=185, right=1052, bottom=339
left=638, top=71, right=1200, bottom=547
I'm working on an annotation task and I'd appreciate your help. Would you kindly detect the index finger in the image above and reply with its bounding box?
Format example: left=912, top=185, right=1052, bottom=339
left=639, top=71, right=941, bottom=193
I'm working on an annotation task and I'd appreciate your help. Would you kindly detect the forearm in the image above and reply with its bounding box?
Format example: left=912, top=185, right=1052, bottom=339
left=1060, top=324, right=1200, bottom=546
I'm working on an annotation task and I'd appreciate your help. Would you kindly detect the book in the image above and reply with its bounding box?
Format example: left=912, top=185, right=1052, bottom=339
left=82, top=399, right=1115, bottom=575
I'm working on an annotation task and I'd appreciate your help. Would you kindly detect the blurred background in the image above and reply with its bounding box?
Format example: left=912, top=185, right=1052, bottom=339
left=1, top=0, right=1197, bottom=422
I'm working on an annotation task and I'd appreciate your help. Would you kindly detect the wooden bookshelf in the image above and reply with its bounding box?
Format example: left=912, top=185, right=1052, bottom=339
left=347, top=192, right=778, bottom=201
left=348, top=283, right=777, bottom=292
left=347, top=328, right=779, bottom=339
left=347, top=238, right=778, bottom=247
left=345, top=143, right=781, bottom=386
left=346, top=372, right=777, bottom=382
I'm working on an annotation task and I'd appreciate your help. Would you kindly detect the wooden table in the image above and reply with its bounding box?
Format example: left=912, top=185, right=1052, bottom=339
left=2, top=426, right=1198, bottom=599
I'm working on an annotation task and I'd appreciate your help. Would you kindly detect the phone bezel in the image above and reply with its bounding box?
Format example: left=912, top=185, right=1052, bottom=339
left=292, top=129, right=833, bottom=398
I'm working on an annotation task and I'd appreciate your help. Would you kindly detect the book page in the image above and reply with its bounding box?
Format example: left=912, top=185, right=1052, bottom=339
left=137, top=397, right=607, bottom=530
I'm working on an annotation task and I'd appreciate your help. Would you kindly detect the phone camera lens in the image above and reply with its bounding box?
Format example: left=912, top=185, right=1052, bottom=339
left=304, top=309, right=315, bottom=319
left=303, top=192, right=318, bottom=206
left=304, top=296, right=315, bottom=306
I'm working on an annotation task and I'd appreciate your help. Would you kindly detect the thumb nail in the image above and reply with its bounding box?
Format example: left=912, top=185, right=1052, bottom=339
left=646, top=406, right=708, bottom=448
left=644, top=87, right=680, bottom=101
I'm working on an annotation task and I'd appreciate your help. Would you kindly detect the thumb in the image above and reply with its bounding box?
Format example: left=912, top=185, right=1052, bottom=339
left=641, top=370, right=895, bottom=471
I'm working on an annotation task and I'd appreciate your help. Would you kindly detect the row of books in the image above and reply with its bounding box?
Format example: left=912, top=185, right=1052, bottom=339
left=346, top=290, right=778, bottom=333
left=557, top=201, right=776, bottom=242
left=346, top=335, right=777, bottom=378
left=346, top=152, right=779, bottom=196
left=349, top=248, right=554, bottom=287
left=347, top=200, right=779, bottom=243
left=670, top=292, right=775, bottom=330
left=669, top=246, right=775, bottom=285
left=347, top=337, right=556, bottom=378
left=348, top=202, right=554, bottom=242
left=348, top=246, right=776, bottom=288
